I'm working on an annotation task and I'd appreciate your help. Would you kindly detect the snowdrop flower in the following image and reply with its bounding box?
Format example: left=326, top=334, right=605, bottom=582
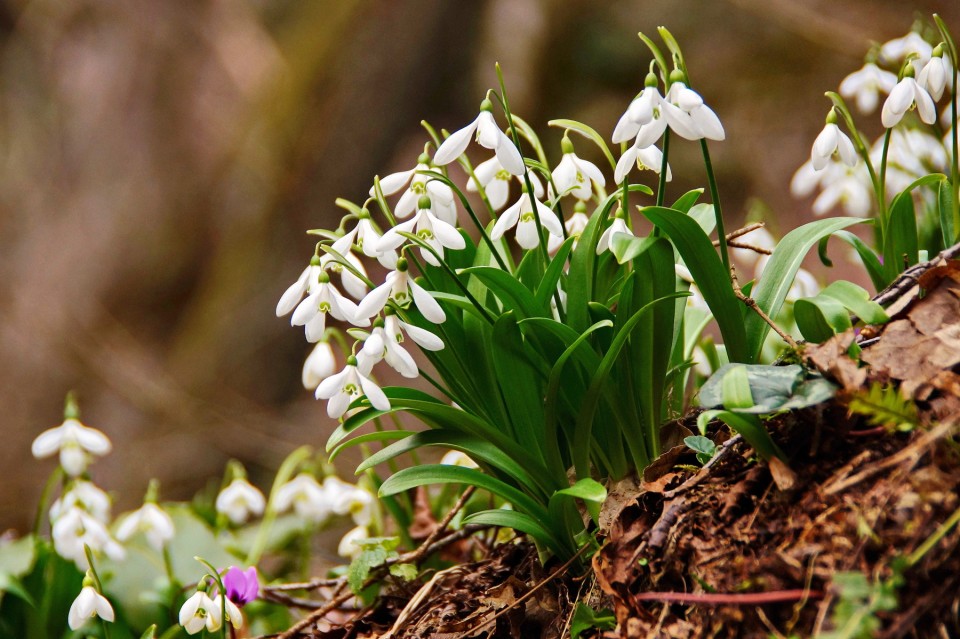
left=812, top=164, right=872, bottom=217
left=52, top=506, right=125, bottom=568
left=811, top=111, right=858, bottom=170
left=215, top=478, right=266, bottom=526
left=277, top=236, right=370, bottom=316
left=552, top=137, right=606, bottom=200
left=440, top=450, right=478, bottom=468
left=374, top=153, right=457, bottom=225
left=50, top=480, right=111, bottom=524
left=274, top=473, right=331, bottom=523
left=223, top=566, right=260, bottom=606
left=210, top=595, right=243, bottom=631
left=880, top=32, right=933, bottom=65
left=434, top=99, right=525, bottom=176
left=612, top=74, right=697, bottom=144
left=68, top=578, right=114, bottom=630
left=881, top=74, right=936, bottom=128
left=376, top=196, right=465, bottom=267
left=115, top=503, right=175, bottom=551
left=839, top=63, right=898, bottom=114
left=613, top=79, right=661, bottom=144
left=355, top=258, right=446, bottom=324
left=338, top=525, right=369, bottom=559
left=315, top=356, right=390, bottom=419
left=290, top=271, right=366, bottom=343
left=467, top=156, right=542, bottom=211
left=548, top=202, right=589, bottom=253
left=302, top=340, right=338, bottom=390
left=917, top=47, right=950, bottom=101
left=491, top=187, right=564, bottom=250
left=790, top=159, right=826, bottom=198
left=664, top=78, right=725, bottom=141
left=614, top=139, right=672, bottom=184
left=357, top=312, right=442, bottom=379
left=179, top=589, right=220, bottom=635
left=674, top=264, right=709, bottom=313
left=324, top=476, right=376, bottom=526
left=596, top=211, right=634, bottom=255
left=32, top=417, right=111, bottom=477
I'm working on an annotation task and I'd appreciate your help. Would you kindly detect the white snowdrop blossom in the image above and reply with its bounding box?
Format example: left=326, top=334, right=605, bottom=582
left=276, top=256, right=323, bottom=317
left=548, top=204, right=590, bottom=253
left=880, top=128, right=948, bottom=191
left=374, top=154, right=457, bottom=225
left=357, top=313, right=443, bottom=379
left=552, top=137, right=606, bottom=200
left=274, top=473, right=331, bottom=523
left=277, top=236, right=370, bottom=316
left=50, top=480, right=111, bottom=524
left=879, top=32, right=933, bottom=65
left=812, top=164, right=872, bottom=217
left=355, top=259, right=447, bottom=324
left=376, top=196, right=466, bottom=267
left=434, top=100, right=525, bottom=176
left=596, top=213, right=634, bottom=255
left=52, top=506, right=125, bottom=568
left=811, top=116, right=858, bottom=170
left=315, top=356, right=390, bottom=419
left=491, top=189, right=564, bottom=250
left=68, top=583, right=114, bottom=630
left=440, top=450, right=478, bottom=468
left=612, top=76, right=697, bottom=145
left=790, top=159, right=825, bottom=198
left=615, top=139, right=672, bottom=184
left=179, top=590, right=221, bottom=635
left=338, top=525, right=369, bottom=559
left=664, top=80, right=725, bottom=141
left=32, top=417, right=112, bottom=477
left=215, top=479, right=266, bottom=526
left=324, top=476, right=376, bottom=526
left=467, top=156, right=542, bottom=211
left=302, top=340, right=338, bottom=390
left=211, top=595, right=243, bottom=631
left=115, top=503, right=175, bottom=551
left=881, top=75, right=936, bottom=128
left=290, top=271, right=366, bottom=343
left=917, top=51, right=950, bottom=101
left=839, top=63, right=898, bottom=114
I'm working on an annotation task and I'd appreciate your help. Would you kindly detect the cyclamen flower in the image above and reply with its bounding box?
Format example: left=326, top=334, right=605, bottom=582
left=552, top=137, right=605, bottom=200
left=467, top=156, right=542, bottom=211
left=290, top=271, right=366, bottom=343
left=839, top=63, right=898, bottom=114
left=115, top=502, right=175, bottom=551
left=881, top=76, right=936, bottom=128
left=302, top=340, right=337, bottom=390
left=223, top=566, right=260, bottom=606
left=434, top=99, right=525, bottom=176
left=315, top=356, right=390, bottom=419
left=68, top=582, right=114, bottom=630
left=491, top=189, right=564, bottom=250
left=274, top=473, right=331, bottom=523
left=374, top=154, right=457, bottom=225
left=50, top=480, right=112, bottom=524
left=376, top=196, right=465, bottom=267
left=811, top=116, right=857, bottom=170
left=180, top=590, right=220, bottom=635
left=355, top=259, right=446, bottom=324
left=52, top=507, right=125, bottom=568
left=614, top=139, right=671, bottom=184
left=32, top=417, right=111, bottom=477
left=215, top=479, right=266, bottom=525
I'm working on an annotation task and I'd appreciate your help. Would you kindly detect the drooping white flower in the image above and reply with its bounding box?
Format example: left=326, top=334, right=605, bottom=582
left=614, top=139, right=672, bottom=184
left=881, top=76, right=936, bottom=128
left=879, top=32, right=933, bottom=65
left=357, top=312, right=442, bottom=379
left=50, top=480, right=111, bottom=524
left=790, top=159, right=825, bottom=198
left=179, top=590, right=221, bottom=635
left=68, top=583, right=114, bottom=630
left=552, top=137, right=606, bottom=200
left=52, top=506, right=125, bottom=568
left=337, top=525, right=369, bottom=559
left=32, top=417, right=111, bottom=477
left=811, top=115, right=858, bottom=170
left=548, top=204, right=590, bottom=253
left=375, top=196, right=466, bottom=267
left=373, top=154, right=458, bottom=225
left=664, top=80, right=725, bottom=141
left=491, top=189, right=564, bottom=250
left=302, top=340, right=338, bottom=390
left=839, top=63, right=898, bottom=114
left=434, top=100, right=525, bottom=176
left=211, top=595, right=243, bottom=631
left=467, top=156, right=542, bottom=211
left=440, top=450, right=478, bottom=468
left=810, top=164, right=872, bottom=217
left=355, top=259, right=446, bottom=324
left=613, top=82, right=661, bottom=144
left=881, top=128, right=948, bottom=188
left=277, top=237, right=371, bottom=317
left=290, top=271, right=366, bottom=343
left=315, top=357, right=390, bottom=419
left=596, top=213, right=634, bottom=255
left=215, top=479, right=266, bottom=526
left=917, top=50, right=951, bottom=101
left=324, top=476, right=376, bottom=526
left=274, top=473, right=331, bottom=524
left=115, top=502, right=175, bottom=551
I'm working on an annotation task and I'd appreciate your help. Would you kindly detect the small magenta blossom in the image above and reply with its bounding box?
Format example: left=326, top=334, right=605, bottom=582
left=223, top=566, right=260, bottom=606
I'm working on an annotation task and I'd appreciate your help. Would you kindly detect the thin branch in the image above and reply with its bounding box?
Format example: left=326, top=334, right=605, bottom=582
left=405, top=486, right=476, bottom=565
left=731, top=268, right=799, bottom=350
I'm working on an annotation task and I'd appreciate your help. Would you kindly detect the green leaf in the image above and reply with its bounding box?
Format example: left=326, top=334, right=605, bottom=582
left=671, top=188, right=704, bottom=214
left=460, top=266, right=544, bottom=318
left=346, top=537, right=399, bottom=594
left=847, top=383, right=919, bottom=432
left=883, top=189, right=920, bottom=281
left=795, top=295, right=851, bottom=343
left=820, top=230, right=885, bottom=292
left=547, top=118, right=617, bottom=170
left=570, top=602, right=617, bottom=639
left=696, top=409, right=785, bottom=462
left=139, top=624, right=158, bottom=639
left=462, top=509, right=570, bottom=558
left=744, top=217, right=865, bottom=359
left=720, top=364, right=754, bottom=409
left=684, top=435, right=717, bottom=465
left=939, top=177, right=956, bottom=246
left=0, top=573, right=34, bottom=607
left=610, top=234, right=657, bottom=265
left=700, top=364, right=836, bottom=415
left=389, top=563, right=418, bottom=581
left=327, top=429, right=416, bottom=462
left=534, top=235, right=575, bottom=310
left=642, top=206, right=750, bottom=363
left=552, top=478, right=607, bottom=524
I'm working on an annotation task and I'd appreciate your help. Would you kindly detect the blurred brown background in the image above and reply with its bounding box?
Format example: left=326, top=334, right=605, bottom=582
left=2, top=0, right=958, bottom=532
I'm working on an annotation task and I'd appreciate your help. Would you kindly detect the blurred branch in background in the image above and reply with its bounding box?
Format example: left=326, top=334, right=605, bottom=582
left=0, top=0, right=955, bottom=532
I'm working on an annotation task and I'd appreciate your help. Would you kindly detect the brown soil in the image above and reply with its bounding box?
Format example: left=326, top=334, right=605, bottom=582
left=279, top=258, right=960, bottom=639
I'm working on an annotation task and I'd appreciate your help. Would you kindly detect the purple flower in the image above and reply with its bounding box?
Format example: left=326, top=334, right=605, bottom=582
left=223, top=566, right=259, bottom=607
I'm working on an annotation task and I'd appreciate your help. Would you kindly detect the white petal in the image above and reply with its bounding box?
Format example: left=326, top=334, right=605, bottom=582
left=485, top=178, right=510, bottom=210
left=303, top=311, right=328, bottom=343
left=614, top=146, right=640, bottom=184
left=410, top=281, right=446, bottom=323
left=374, top=169, right=415, bottom=196
left=612, top=109, right=642, bottom=144
left=535, top=200, right=564, bottom=237
left=913, top=82, right=937, bottom=124
left=837, top=132, right=858, bottom=167
left=315, top=368, right=349, bottom=400
left=634, top=117, right=667, bottom=149
left=398, top=320, right=444, bottom=351
left=691, top=104, right=725, bottom=141
left=434, top=117, right=479, bottom=165
left=60, top=447, right=88, bottom=477
left=291, top=292, right=320, bottom=326
left=471, top=156, right=501, bottom=187
left=376, top=217, right=418, bottom=253
left=385, top=342, right=419, bottom=378
left=358, top=373, right=391, bottom=410
left=276, top=266, right=311, bottom=316
left=394, top=188, right=417, bottom=219
left=326, top=391, right=351, bottom=418
left=494, top=131, right=525, bottom=176
left=491, top=200, right=521, bottom=240
left=31, top=427, right=63, bottom=458
left=661, top=101, right=700, bottom=140
left=476, top=112, right=502, bottom=150
left=515, top=219, right=541, bottom=249
left=432, top=217, right=466, bottom=250
left=356, top=277, right=395, bottom=320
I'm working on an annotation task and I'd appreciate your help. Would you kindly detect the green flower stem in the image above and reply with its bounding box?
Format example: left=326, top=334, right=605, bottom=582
left=82, top=546, right=112, bottom=639
left=656, top=128, right=671, bottom=207
left=907, top=502, right=960, bottom=567
left=699, top=139, right=731, bottom=273
left=194, top=557, right=227, bottom=639
left=878, top=128, right=893, bottom=235
left=399, top=237, right=495, bottom=324
left=162, top=543, right=180, bottom=617
left=31, top=466, right=62, bottom=535
left=246, top=445, right=313, bottom=566
left=935, top=14, right=960, bottom=241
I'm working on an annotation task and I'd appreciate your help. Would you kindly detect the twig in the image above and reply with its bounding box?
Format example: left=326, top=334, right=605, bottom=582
left=275, top=581, right=353, bottom=639
left=731, top=268, right=799, bottom=350
left=632, top=589, right=823, bottom=605
left=266, top=578, right=343, bottom=592
left=405, top=486, right=476, bottom=565
left=872, top=241, right=960, bottom=308
left=713, top=222, right=767, bottom=247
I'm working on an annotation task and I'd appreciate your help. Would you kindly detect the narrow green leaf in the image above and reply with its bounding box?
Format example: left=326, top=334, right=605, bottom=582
left=720, top=365, right=754, bottom=409
left=939, top=178, right=955, bottom=247
left=883, top=191, right=919, bottom=281
left=795, top=296, right=852, bottom=343
left=327, top=430, right=416, bottom=462
left=548, top=118, right=617, bottom=170
left=820, top=230, right=885, bottom=292
left=463, top=509, right=570, bottom=558
left=534, top=236, right=575, bottom=310
left=696, top=409, right=785, bottom=461
left=610, top=234, right=657, bottom=265
left=460, top=266, right=544, bottom=318
left=671, top=188, right=704, bottom=214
